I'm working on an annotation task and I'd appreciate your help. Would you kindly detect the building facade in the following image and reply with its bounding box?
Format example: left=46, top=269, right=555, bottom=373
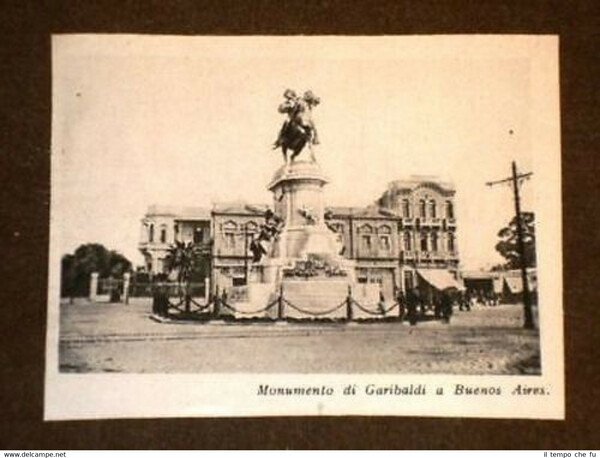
left=139, top=205, right=212, bottom=275
left=139, top=176, right=459, bottom=298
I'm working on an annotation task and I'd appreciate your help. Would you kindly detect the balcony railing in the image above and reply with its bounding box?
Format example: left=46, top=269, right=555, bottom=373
left=401, top=251, right=416, bottom=262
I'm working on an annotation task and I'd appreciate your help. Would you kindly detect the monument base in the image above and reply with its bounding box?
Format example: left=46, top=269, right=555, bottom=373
left=219, top=159, right=390, bottom=320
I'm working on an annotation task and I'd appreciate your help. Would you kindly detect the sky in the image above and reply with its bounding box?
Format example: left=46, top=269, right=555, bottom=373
left=52, top=35, right=549, bottom=270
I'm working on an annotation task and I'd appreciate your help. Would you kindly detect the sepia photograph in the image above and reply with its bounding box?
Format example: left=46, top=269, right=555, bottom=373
left=45, top=35, right=563, bottom=420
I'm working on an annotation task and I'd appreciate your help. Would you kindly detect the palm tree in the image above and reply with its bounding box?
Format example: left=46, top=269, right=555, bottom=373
left=164, top=241, right=202, bottom=312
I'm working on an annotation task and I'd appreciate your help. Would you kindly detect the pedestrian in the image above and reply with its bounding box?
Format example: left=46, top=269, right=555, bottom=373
left=433, top=295, right=441, bottom=319
left=406, top=287, right=419, bottom=326
left=459, top=291, right=467, bottom=311
left=396, top=289, right=406, bottom=322
left=418, top=289, right=427, bottom=317
left=477, top=290, right=485, bottom=306
left=441, top=289, right=453, bottom=323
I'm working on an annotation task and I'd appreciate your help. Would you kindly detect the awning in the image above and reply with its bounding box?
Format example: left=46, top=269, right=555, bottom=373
left=504, top=276, right=538, bottom=294
left=417, top=269, right=465, bottom=291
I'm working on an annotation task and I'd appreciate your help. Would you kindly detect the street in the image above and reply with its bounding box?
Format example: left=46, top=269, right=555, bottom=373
left=59, top=299, right=540, bottom=374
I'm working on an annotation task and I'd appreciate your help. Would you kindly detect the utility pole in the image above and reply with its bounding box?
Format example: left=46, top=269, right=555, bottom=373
left=486, top=160, right=534, bottom=329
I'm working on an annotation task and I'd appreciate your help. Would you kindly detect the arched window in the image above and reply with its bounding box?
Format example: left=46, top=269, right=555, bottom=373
left=419, top=200, right=426, bottom=218
left=429, top=200, right=437, bottom=218
left=224, top=232, right=236, bottom=249
left=148, top=224, right=154, bottom=243
left=377, top=225, right=391, bottom=252
left=173, top=223, right=179, bottom=241
left=420, top=233, right=428, bottom=252
left=222, top=220, right=238, bottom=232
left=447, top=232, right=455, bottom=252
left=404, top=231, right=412, bottom=251
left=431, top=231, right=438, bottom=252
left=402, top=199, right=410, bottom=218
left=222, top=221, right=238, bottom=249
left=245, top=221, right=258, bottom=233
left=361, top=234, right=372, bottom=251
left=446, top=200, right=454, bottom=219
left=358, top=224, right=373, bottom=252
left=160, top=225, right=167, bottom=243
left=379, top=235, right=391, bottom=251
left=358, top=223, right=373, bottom=234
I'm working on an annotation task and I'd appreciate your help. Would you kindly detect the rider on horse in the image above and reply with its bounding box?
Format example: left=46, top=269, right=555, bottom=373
left=273, top=89, right=320, bottom=163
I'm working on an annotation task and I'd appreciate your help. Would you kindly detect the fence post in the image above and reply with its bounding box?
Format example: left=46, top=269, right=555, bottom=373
left=346, top=285, right=353, bottom=321
left=213, top=285, right=221, bottom=318
left=184, top=283, right=191, bottom=314
left=277, top=283, right=284, bottom=320
left=123, top=272, right=131, bottom=305
left=379, top=290, right=386, bottom=317
left=204, top=276, right=210, bottom=303
left=89, top=272, right=99, bottom=302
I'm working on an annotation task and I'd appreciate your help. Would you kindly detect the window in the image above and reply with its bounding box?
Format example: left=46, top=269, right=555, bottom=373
left=431, top=232, right=438, bottom=252
left=193, top=227, right=203, bottom=243
left=402, top=199, right=410, bottom=217
left=174, top=223, right=179, bottom=241
left=358, top=223, right=373, bottom=234
left=447, top=232, right=455, bottom=252
left=233, top=277, right=246, bottom=287
left=446, top=200, right=454, bottom=219
left=420, top=233, right=428, bottom=252
left=429, top=200, right=437, bottom=218
left=357, top=269, right=368, bottom=283
left=361, top=235, right=372, bottom=251
left=148, top=224, right=154, bottom=242
left=403, top=231, right=412, bottom=251
left=224, top=232, right=236, bottom=249
left=222, top=221, right=238, bottom=232
left=419, top=200, right=426, bottom=218
left=245, top=221, right=258, bottom=234
left=379, top=235, right=391, bottom=251
left=160, top=226, right=167, bottom=243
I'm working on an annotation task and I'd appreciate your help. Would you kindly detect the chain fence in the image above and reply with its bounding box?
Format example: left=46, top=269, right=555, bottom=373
left=147, top=278, right=414, bottom=322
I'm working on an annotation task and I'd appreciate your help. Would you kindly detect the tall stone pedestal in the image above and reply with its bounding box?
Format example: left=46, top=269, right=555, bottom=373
left=222, top=160, right=359, bottom=319
left=263, top=161, right=355, bottom=282
left=256, top=160, right=356, bottom=318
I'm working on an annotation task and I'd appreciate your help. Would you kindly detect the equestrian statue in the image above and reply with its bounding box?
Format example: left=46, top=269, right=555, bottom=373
left=273, top=89, right=320, bottom=164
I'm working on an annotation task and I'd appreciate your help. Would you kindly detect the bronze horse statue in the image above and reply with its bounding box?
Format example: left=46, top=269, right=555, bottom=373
left=273, top=89, right=320, bottom=163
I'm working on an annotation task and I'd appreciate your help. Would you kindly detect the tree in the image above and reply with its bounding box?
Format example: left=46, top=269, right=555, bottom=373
left=164, top=241, right=206, bottom=312
left=61, top=243, right=132, bottom=298
left=495, top=212, right=536, bottom=270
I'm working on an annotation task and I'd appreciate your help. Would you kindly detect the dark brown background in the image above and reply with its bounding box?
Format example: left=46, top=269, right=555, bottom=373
left=1, top=0, right=598, bottom=450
